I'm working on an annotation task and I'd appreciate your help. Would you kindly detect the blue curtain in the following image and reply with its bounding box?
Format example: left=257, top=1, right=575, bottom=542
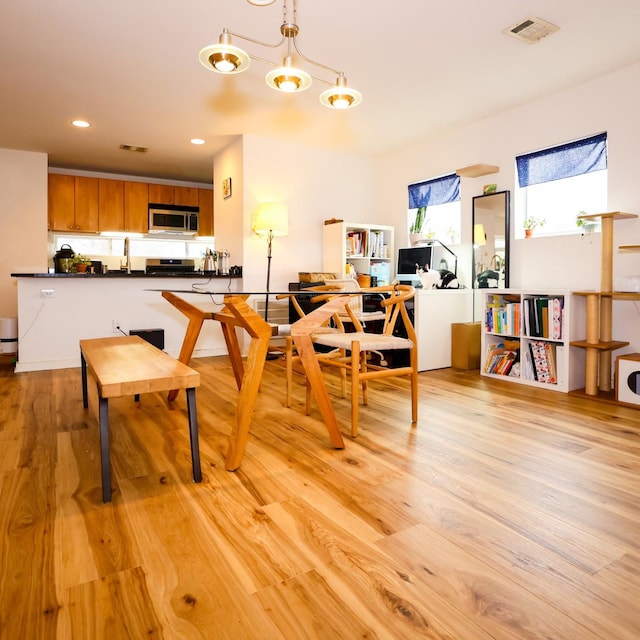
left=516, top=132, right=607, bottom=188
left=408, top=173, right=460, bottom=208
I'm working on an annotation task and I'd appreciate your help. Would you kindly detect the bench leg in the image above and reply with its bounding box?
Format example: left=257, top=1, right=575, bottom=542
left=186, top=387, right=202, bottom=483
left=99, top=396, right=112, bottom=502
left=81, top=352, right=88, bottom=408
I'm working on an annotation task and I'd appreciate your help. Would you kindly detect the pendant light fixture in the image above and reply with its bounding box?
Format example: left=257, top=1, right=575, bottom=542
left=198, top=0, right=362, bottom=109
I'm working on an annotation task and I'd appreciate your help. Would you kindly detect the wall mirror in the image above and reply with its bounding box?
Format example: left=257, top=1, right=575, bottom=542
left=472, top=190, right=510, bottom=289
left=472, top=190, right=510, bottom=319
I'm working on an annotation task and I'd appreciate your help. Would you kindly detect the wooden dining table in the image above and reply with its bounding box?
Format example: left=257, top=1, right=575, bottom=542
left=159, top=290, right=352, bottom=470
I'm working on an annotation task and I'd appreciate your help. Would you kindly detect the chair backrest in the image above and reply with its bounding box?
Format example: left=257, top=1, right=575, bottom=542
left=326, top=278, right=363, bottom=315
left=276, top=284, right=344, bottom=321
left=361, top=284, right=416, bottom=340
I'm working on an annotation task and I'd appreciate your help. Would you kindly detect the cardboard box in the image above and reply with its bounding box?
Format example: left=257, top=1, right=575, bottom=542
left=451, top=322, right=481, bottom=370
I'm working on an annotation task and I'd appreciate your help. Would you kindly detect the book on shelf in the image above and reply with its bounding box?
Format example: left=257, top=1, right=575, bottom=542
left=523, top=296, right=563, bottom=339
left=528, top=340, right=557, bottom=384
left=484, top=339, right=520, bottom=376
left=367, top=230, right=385, bottom=258
left=485, top=301, right=520, bottom=336
left=346, top=230, right=367, bottom=257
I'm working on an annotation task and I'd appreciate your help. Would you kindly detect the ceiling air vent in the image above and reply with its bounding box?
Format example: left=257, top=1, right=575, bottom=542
left=119, top=144, right=149, bottom=153
left=504, top=17, right=559, bottom=44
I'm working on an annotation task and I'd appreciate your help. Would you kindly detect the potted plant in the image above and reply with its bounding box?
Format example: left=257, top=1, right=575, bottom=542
left=409, top=206, right=429, bottom=245
left=576, top=211, right=599, bottom=235
left=524, top=216, right=546, bottom=238
left=72, top=254, right=92, bottom=273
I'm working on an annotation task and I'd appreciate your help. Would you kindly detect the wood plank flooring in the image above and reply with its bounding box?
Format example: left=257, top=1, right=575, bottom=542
left=1, top=356, right=639, bottom=639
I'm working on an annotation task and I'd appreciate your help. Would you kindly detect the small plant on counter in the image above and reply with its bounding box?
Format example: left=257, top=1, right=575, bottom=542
left=71, top=254, right=92, bottom=272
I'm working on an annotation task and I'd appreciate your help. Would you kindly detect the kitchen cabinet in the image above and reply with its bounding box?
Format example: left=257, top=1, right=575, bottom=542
left=48, top=174, right=99, bottom=232
left=148, top=184, right=198, bottom=206
left=98, top=180, right=149, bottom=232
left=98, top=179, right=124, bottom=232
left=198, top=188, right=214, bottom=236
left=124, top=181, right=149, bottom=233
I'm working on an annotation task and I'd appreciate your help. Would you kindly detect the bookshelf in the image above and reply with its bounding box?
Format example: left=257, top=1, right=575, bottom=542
left=323, top=221, right=395, bottom=284
left=480, top=289, right=585, bottom=392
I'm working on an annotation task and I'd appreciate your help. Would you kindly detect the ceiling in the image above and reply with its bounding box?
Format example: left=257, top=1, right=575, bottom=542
left=2, top=0, right=640, bottom=184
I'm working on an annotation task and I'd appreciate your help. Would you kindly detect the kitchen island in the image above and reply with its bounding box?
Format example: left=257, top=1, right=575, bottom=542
left=11, top=273, right=242, bottom=372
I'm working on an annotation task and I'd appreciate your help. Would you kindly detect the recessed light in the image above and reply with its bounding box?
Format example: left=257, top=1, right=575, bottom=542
left=71, top=119, right=91, bottom=128
left=190, top=138, right=206, bottom=145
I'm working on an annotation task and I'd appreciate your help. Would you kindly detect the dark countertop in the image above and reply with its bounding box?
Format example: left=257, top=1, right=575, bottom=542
left=11, top=271, right=241, bottom=278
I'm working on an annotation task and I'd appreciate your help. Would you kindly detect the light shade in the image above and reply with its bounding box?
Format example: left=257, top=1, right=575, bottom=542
left=474, top=223, right=487, bottom=246
left=319, top=75, right=362, bottom=109
left=199, top=32, right=250, bottom=74
left=265, top=56, right=312, bottom=93
left=252, top=203, right=289, bottom=237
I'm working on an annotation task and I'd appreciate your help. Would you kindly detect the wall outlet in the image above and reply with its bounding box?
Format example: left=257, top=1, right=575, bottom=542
left=40, top=289, right=55, bottom=298
left=112, top=319, right=121, bottom=333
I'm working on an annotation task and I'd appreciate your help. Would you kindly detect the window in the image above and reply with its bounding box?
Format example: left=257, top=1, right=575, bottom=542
left=407, top=173, right=461, bottom=245
left=515, top=132, right=607, bottom=237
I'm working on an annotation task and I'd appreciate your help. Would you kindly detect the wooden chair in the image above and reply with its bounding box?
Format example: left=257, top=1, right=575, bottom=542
left=309, top=284, right=418, bottom=437
left=269, top=284, right=344, bottom=407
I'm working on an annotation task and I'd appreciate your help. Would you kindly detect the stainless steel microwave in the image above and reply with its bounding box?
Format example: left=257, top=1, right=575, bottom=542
left=148, top=205, right=199, bottom=234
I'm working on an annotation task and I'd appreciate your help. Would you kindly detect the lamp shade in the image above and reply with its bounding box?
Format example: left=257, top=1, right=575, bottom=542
left=473, top=223, right=487, bottom=246
left=252, top=203, right=289, bottom=237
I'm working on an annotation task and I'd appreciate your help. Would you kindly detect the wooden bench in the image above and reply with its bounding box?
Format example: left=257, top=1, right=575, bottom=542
left=80, top=335, right=202, bottom=502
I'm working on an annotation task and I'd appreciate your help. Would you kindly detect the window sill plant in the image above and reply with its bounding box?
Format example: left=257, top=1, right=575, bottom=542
left=409, top=206, right=429, bottom=245
left=523, top=216, right=546, bottom=238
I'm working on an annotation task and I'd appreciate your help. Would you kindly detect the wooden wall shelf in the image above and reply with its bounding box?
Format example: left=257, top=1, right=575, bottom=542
left=455, top=164, right=499, bottom=178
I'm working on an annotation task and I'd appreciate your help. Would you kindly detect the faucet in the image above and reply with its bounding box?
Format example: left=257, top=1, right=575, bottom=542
left=124, top=237, right=131, bottom=274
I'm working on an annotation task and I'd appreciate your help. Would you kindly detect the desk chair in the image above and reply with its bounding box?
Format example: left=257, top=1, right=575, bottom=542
left=310, top=284, right=418, bottom=437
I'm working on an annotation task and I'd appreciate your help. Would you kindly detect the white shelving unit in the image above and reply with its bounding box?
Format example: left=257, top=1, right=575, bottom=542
left=323, top=221, right=394, bottom=284
left=480, top=289, right=585, bottom=392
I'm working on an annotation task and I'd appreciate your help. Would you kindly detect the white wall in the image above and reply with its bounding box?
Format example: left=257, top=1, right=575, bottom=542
left=377, top=60, right=640, bottom=356
left=0, top=149, right=49, bottom=317
left=378, top=61, right=640, bottom=289
left=214, top=134, right=377, bottom=293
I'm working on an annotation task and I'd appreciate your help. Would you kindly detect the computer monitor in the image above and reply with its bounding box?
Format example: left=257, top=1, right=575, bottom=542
left=397, top=241, right=458, bottom=284
left=396, top=246, right=433, bottom=282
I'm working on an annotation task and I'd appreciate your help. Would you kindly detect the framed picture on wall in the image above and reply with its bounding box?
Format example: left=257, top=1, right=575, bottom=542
left=222, top=177, right=232, bottom=199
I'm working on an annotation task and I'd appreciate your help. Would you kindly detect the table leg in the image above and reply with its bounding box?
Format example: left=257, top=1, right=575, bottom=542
left=81, top=352, right=88, bottom=408
left=219, top=321, right=244, bottom=390
left=224, top=331, right=271, bottom=470
left=98, top=396, right=111, bottom=503
left=186, top=387, right=202, bottom=482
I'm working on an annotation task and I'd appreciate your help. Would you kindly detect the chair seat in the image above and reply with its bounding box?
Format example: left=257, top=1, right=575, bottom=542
left=313, top=331, right=413, bottom=351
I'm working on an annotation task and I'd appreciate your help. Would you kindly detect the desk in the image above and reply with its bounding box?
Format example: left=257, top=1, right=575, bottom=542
left=160, top=291, right=351, bottom=470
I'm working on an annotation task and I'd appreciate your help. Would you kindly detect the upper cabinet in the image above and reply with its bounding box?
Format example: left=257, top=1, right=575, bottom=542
left=148, top=184, right=198, bottom=206
left=49, top=173, right=207, bottom=235
left=49, top=174, right=99, bottom=232
left=98, top=179, right=124, bottom=232
left=124, top=182, right=149, bottom=233
left=198, top=189, right=214, bottom=236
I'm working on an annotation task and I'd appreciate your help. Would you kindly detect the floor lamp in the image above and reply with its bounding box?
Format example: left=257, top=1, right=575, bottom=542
left=252, top=202, right=289, bottom=322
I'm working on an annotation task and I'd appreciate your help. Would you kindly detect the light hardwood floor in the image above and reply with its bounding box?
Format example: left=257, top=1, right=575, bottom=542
left=1, top=355, right=639, bottom=639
